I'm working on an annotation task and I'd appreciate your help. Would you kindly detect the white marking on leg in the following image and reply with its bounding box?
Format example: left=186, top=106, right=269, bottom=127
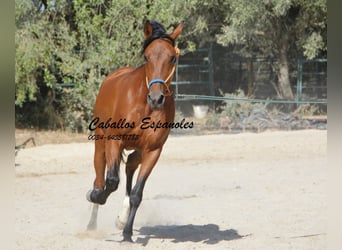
left=116, top=195, right=130, bottom=229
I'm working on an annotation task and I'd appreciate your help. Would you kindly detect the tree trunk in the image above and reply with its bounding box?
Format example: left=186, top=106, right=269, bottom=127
left=277, top=33, right=294, bottom=100
left=247, top=59, right=254, bottom=97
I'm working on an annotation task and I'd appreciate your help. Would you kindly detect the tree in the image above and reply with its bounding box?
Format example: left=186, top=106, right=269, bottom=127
left=15, top=0, right=327, bottom=130
left=216, top=0, right=327, bottom=100
left=15, top=0, right=200, bottom=130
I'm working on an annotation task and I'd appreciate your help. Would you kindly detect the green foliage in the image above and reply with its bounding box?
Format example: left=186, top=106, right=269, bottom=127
left=215, top=0, right=326, bottom=100
left=15, top=0, right=198, bottom=130
left=302, top=32, right=324, bottom=60
left=15, top=0, right=77, bottom=106
left=295, top=0, right=327, bottom=59
left=15, top=0, right=326, bottom=130
left=216, top=0, right=327, bottom=59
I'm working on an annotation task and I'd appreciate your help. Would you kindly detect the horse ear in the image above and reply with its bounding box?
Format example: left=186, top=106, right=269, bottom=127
left=144, top=20, right=153, bottom=39
left=169, top=22, right=183, bottom=40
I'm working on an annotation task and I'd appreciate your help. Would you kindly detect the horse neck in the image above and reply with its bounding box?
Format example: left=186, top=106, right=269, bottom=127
left=136, top=65, right=148, bottom=94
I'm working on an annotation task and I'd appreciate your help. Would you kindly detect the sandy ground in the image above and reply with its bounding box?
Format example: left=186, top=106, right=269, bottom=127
left=15, top=130, right=327, bottom=250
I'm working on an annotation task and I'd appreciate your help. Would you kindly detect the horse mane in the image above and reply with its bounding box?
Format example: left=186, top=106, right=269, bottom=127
left=142, top=20, right=175, bottom=53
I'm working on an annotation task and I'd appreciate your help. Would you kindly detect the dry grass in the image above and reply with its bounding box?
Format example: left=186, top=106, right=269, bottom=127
left=15, top=129, right=88, bottom=147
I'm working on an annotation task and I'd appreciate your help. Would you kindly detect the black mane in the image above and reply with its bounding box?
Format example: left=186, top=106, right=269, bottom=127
left=142, top=20, right=175, bottom=52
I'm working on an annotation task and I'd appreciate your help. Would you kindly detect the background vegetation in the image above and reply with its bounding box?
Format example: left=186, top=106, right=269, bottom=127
left=15, top=0, right=327, bottom=131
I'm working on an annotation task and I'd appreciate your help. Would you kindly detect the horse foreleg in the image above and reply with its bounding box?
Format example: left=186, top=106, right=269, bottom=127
left=122, top=148, right=162, bottom=242
left=86, top=138, right=105, bottom=230
left=116, top=150, right=142, bottom=229
left=87, top=140, right=121, bottom=205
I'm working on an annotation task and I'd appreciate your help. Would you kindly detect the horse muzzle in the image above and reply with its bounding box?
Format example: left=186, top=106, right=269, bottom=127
left=147, top=78, right=166, bottom=109
left=147, top=92, right=165, bottom=109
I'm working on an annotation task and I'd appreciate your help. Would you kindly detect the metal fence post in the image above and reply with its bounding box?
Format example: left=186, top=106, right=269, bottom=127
left=208, top=42, right=215, bottom=97
left=296, top=57, right=303, bottom=107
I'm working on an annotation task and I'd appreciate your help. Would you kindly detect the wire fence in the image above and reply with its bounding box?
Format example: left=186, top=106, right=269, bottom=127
left=52, top=46, right=327, bottom=126
left=172, top=45, right=327, bottom=108
left=169, top=46, right=327, bottom=132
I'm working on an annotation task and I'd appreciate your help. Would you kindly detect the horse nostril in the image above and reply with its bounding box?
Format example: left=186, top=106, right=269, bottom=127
left=147, top=93, right=164, bottom=107
left=157, top=94, right=164, bottom=104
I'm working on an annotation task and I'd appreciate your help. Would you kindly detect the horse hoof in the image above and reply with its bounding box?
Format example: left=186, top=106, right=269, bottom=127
left=122, top=235, right=133, bottom=243
left=86, top=189, right=106, bottom=204
left=86, top=190, right=93, bottom=202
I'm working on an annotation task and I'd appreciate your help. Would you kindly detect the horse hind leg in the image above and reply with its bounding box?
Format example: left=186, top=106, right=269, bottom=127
left=116, top=196, right=130, bottom=230
left=123, top=148, right=162, bottom=242
left=116, top=150, right=141, bottom=230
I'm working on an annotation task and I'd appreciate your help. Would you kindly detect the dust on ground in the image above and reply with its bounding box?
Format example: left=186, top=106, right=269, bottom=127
left=15, top=129, right=327, bottom=250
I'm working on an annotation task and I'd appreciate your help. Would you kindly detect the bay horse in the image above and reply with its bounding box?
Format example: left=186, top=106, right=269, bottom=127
left=86, top=20, right=183, bottom=242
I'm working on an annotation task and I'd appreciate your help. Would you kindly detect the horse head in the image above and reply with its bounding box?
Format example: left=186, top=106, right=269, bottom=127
left=143, top=20, right=183, bottom=110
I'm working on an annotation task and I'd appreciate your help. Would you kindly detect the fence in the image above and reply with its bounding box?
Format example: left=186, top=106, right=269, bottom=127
left=53, top=46, right=327, bottom=107
left=172, top=45, right=327, bottom=108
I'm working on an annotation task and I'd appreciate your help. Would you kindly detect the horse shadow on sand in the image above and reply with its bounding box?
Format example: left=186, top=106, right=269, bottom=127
left=135, top=224, right=249, bottom=246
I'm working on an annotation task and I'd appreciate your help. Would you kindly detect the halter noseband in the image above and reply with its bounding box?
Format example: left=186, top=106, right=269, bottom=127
left=145, top=47, right=180, bottom=96
left=147, top=78, right=165, bottom=89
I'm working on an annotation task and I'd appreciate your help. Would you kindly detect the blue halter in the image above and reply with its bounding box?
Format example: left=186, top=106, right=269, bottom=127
left=147, top=78, right=165, bottom=90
